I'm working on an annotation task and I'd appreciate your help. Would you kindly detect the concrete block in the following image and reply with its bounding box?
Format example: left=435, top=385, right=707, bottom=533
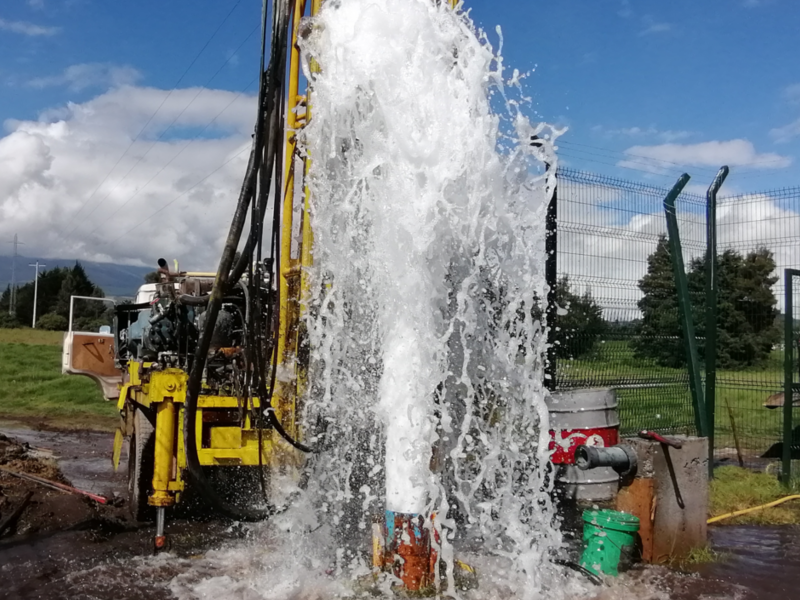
left=617, top=436, right=708, bottom=563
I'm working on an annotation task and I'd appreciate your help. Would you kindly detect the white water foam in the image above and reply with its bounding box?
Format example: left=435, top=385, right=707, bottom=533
left=296, top=0, right=564, bottom=595
left=173, top=0, right=571, bottom=597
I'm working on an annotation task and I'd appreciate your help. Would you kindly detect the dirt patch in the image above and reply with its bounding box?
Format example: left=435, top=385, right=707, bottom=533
left=0, top=432, right=119, bottom=538
left=0, top=414, right=117, bottom=433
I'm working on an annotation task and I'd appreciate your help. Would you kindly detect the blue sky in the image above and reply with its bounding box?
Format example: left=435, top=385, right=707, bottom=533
left=0, top=0, right=798, bottom=267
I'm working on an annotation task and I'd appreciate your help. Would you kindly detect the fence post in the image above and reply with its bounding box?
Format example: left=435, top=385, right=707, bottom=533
left=783, top=269, right=797, bottom=484
left=545, top=167, right=558, bottom=391
left=705, top=166, right=729, bottom=478
left=663, top=173, right=708, bottom=437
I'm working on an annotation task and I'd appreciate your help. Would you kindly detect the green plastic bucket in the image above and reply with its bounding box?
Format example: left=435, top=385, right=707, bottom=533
left=579, top=509, right=640, bottom=577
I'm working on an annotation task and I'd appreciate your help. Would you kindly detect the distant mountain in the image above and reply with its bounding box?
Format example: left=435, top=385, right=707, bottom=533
left=0, top=254, right=153, bottom=298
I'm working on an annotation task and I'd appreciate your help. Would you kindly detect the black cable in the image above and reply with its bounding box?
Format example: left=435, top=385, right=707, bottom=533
left=552, top=559, right=603, bottom=586
left=182, top=0, right=285, bottom=522
left=182, top=0, right=311, bottom=524
left=64, top=1, right=245, bottom=233
left=257, top=0, right=314, bottom=455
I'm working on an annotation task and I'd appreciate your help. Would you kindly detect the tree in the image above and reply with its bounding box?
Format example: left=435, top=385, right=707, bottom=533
left=552, top=276, right=606, bottom=359
left=631, top=236, right=685, bottom=368
left=143, top=271, right=160, bottom=284
left=0, top=262, right=107, bottom=330
left=715, top=247, right=780, bottom=369
left=36, top=313, right=68, bottom=331
left=634, top=236, right=780, bottom=369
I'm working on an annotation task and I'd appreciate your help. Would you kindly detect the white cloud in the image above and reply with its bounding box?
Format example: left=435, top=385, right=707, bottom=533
left=783, top=83, right=800, bottom=105
left=593, top=125, right=692, bottom=143
left=769, top=83, right=800, bottom=143
left=619, top=139, right=792, bottom=172
left=27, top=63, right=142, bottom=91
left=0, top=17, right=59, bottom=36
left=27, top=0, right=45, bottom=9
left=770, top=118, right=800, bottom=144
left=639, top=16, right=672, bottom=36
left=558, top=178, right=800, bottom=317
left=618, top=0, right=632, bottom=19
left=0, top=85, right=257, bottom=269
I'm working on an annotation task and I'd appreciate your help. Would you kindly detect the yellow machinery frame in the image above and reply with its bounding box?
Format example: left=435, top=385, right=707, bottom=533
left=111, top=0, right=460, bottom=521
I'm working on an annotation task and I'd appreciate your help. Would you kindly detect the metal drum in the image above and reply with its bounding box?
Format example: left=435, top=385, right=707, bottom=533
left=546, top=388, right=620, bottom=501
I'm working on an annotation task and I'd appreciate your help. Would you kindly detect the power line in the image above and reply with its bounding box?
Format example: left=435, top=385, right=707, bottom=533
left=5, top=234, right=24, bottom=316
left=74, top=26, right=260, bottom=238
left=100, top=143, right=252, bottom=247
left=85, top=75, right=259, bottom=237
left=61, top=1, right=244, bottom=233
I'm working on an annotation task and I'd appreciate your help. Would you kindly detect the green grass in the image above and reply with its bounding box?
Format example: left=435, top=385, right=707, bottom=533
left=671, top=545, right=729, bottom=568
left=0, top=328, right=65, bottom=346
left=709, top=466, right=800, bottom=525
left=559, top=339, right=789, bottom=453
left=0, top=333, right=117, bottom=431
left=0, top=329, right=789, bottom=445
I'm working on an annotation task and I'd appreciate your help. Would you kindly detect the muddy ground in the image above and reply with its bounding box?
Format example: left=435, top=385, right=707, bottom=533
left=1, top=426, right=800, bottom=599
left=0, top=427, right=241, bottom=599
left=0, top=431, right=122, bottom=538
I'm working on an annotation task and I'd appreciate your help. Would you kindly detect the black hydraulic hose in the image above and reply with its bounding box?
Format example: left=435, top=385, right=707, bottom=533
left=179, top=294, right=210, bottom=306
left=258, top=0, right=314, bottom=455
left=229, top=0, right=290, bottom=282
left=182, top=0, right=284, bottom=523
left=182, top=155, right=270, bottom=521
left=236, top=280, right=251, bottom=333
left=229, top=80, right=282, bottom=282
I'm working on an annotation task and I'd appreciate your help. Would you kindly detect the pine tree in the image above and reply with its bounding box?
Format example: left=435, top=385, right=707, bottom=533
left=553, top=276, right=606, bottom=359
left=634, top=237, right=780, bottom=369
left=632, top=236, right=685, bottom=368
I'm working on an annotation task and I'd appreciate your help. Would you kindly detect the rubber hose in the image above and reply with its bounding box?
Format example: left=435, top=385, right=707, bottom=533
left=182, top=0, right=288, bottom=523
left=179, top=294, right=211, bottom=306
left=552, top=559, right=602, bottom=586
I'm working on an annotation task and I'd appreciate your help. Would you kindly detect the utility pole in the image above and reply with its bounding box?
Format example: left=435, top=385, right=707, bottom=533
left=6, top=234, right=24, bottom=316
left=29, top=261, right=46, bottom=328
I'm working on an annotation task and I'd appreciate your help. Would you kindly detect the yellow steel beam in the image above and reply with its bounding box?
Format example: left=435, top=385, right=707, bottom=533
left=275, top=0, right=460, bottom=444
left=150, top=399, right=177, bottom=507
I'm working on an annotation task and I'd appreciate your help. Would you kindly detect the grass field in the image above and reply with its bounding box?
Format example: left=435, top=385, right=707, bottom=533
left=0, top=328, right=792, bottom=448
left=559, top=339, right=790, bottom=454
left=710, top=466, right=800, bottom=524
left=0, top=328, right=117, bottom=431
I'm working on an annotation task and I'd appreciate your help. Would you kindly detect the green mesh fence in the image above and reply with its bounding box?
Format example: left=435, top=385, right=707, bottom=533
left=784, top=273, right=800, bottom=480
left=554, top=170, right=800, bottom=462
left=554, top=168, right=706, bottom=437
left=713, top=189, right=800, bottom=461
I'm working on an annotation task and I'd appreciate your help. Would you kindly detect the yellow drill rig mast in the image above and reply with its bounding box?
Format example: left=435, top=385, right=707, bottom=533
left=63, top=0, right=460, bottom=551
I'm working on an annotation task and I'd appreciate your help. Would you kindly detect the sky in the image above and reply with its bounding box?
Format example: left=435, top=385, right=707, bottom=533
left=0, top=0, right=798, bottom=273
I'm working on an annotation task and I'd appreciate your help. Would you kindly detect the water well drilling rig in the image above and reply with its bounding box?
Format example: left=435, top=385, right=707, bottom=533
left=63, top=0, right=460, bottom=558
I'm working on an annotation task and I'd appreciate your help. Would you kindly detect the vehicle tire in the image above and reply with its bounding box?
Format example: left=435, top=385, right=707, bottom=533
left=128, top=408, right=155, bottom=522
